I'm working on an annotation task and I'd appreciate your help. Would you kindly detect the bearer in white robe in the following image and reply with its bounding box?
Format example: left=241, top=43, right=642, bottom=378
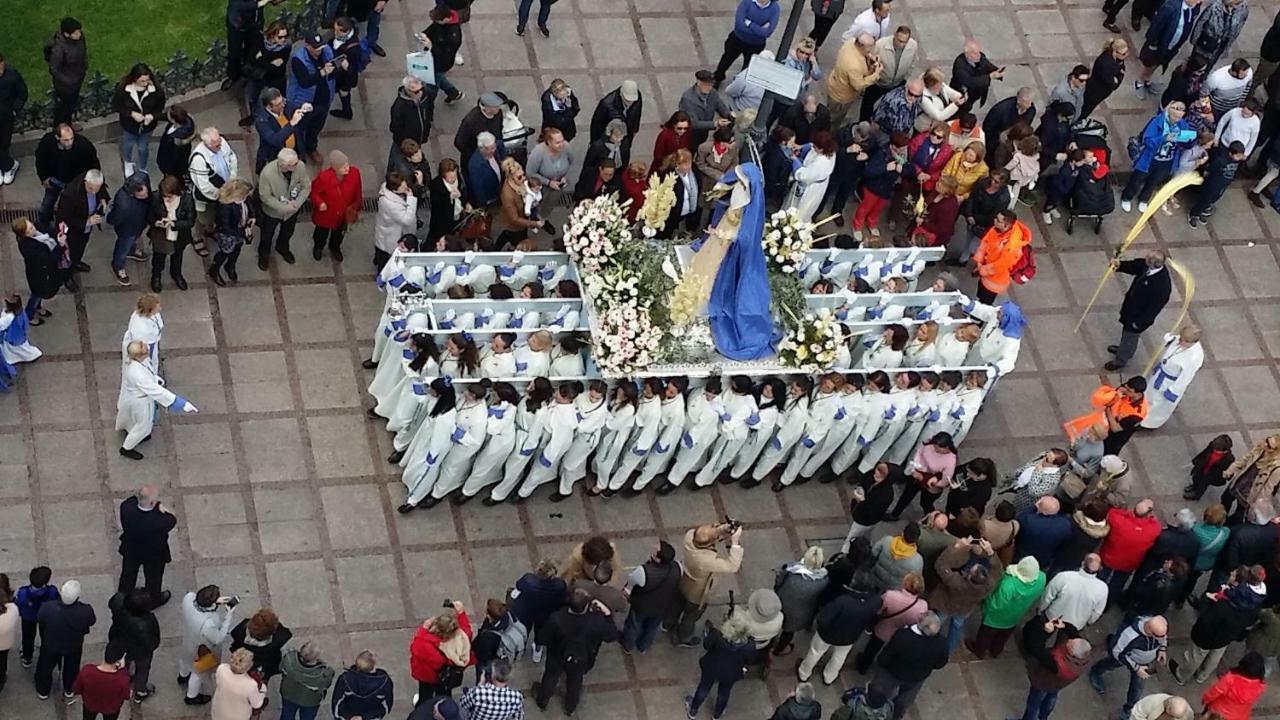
left=479, top=333, right=518, bottom=377
left=749, top=378, right=813, bottom=485
left=606, top=378, right=665, bottom=492
left=547, top=303, right=580, bottom=332
left=947, top=370, right=988, bottom=445
left=488, top=380, right=554, bottom=503
left=385, top=334, right=441, bottom=435
left=656, top=379, right=724, bottom=493
left=369, top=263, right=425, bottom=367
left=730, top=377, right=785, bottom=481
left=497, top=250, right=538, bottom=288
left=116, top=341, right=198, bottom=459
left=902, top=322, right=940, bottom=367
left=556, top=380, right=610, bottom=498
left=514, top=331, right=553, bottom=376
left=886, top=371, right=941, bottom=465
left=909, top=371, right=961, bottom=461
left=855, top=372, right=919, bottom=475
left=399, top=379, right=459, bottom=511
left=421, top=381, right=492, bottom=507
left=960, top=295, right=1024, bottom=379
left=440, top=334, right=482, bottom=378
left=459, top=383, right=520, bottom=502
left=934, top=323, right=979, bottom=366
left=369, top=313, right=430, bottom=413
left=520, top=383, right=583, bottom=499
left=121, top=295, right=164, bottom=372
left=777, top=374, right=845, bottom=488
left=0, top=297, right=41, bottom=364
left=549, top=337, right=586, bottom=377
left=1141, top=325, right=1204, bottom=430
left=799, top=375, right=867, bottom=481
left=694, top=377, right=761, bottom=487
left=590, top=383, right=639, bottom=495
left=634, top=378, right=689, bottom=491
left=860, top=325, right=909, bottom=369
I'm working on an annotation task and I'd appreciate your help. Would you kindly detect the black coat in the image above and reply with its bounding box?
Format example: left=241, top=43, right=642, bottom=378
left=590, top=88, right=642, bottom=143
left=1190, top=444, right=1234, bottom=489
left=1115, top=259, right=1172, bottom=332
left=1219, top=523, right=1280, bottom=572
left=157, top=118, right=196, bottom=179
left=877, top=626, right=949, bottom=683
left=17, top=234, right=64, bottom=299
left=389, top=91, right=433, bottom=147
left=960, top=178, right=1010, bottom=232
left=214, top=200, right=255, bottom=245
left=1070, top=168, right=1115, bottom=216
left=814, top=589, right=882, bottom=645
left=426, top=21, right=462, bottom=75
left=574, top=139, right=625, bottom=200
left=146, top=190, right=196, bottom=253
left=541, top=88, right=581, bottom=143
left=771, top=697, right=823, bottom=720
left=1190, top=595, right=1259, bottom=649
left=0, top=65, right=29, bottom=119
left=950, top=52, right=999, bottom=107
left=944, top=463, right=994, bottom=515
left=697, top=627, right=757, bottom=683
left=541, top=606, right=618, bottom=672
left=1086, top=51, right=1125, bottom=103
left=427, top=174, right=465, bottom=245
left=37, top=600, right=96, bottom=654
left=331, top=667, right=394, bottom=720
left=1122, top=568, right=1179, bottom=616
left=112, top=83, right=166, bottom=135
left=35, top=132, right=101, bottom=184
left=981, top=96, right=1036, bottom=147
left=778, top=103, right=832, bottom=146
left=55, top=174, right=111, bottom=232
left=107, top=592, right=161, bottom=658
left=1199, top=145, right=1240, bottom=199
left=454, top=105, right=503, bottom=163
left=118, top=496, right=177, bottom=564
left=1135, top=525, right=1200, bottom=579
left=245, top=34, right=291, bottom=91
left=762, top=140, right=794, bottom=206
left=852, top=472, right=900, bottom=527
left=230, top=620, right=294, bottom=678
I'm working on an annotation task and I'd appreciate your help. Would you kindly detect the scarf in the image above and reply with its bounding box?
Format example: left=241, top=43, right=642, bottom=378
left=889, top=536, right=917, bottom=559
left=264, top=38, right=290, bottom=52
left=604, top=141, right=621, bottom=165
left=208, top=148, right=230, bottom=182
left=31, top=231, right=57, bottom=251
left=163, top=195, right=180, bottom=243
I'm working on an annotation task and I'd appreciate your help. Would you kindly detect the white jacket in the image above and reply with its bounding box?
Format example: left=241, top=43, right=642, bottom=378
left=374, top=186, right=418, bottom=254
left=1039, top=569, right=1109, bottom=630
left=180, top=592, right=235, bottom=659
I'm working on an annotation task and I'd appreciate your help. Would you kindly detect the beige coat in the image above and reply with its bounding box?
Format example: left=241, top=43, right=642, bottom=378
left=1230, top=435, right=1280, bottom=510
left=0, top=603, right=18, bottom=652
left=211, top=664, right=266, bottom=720
left=561, top=541, right=624, bottom=584
left=694, top=138, right=740, bottom=191
left=874, top=35, right=918, bottom=89
left=679, top=528, right=744, bottom=606
left=828, top=41, right=883, bottom=105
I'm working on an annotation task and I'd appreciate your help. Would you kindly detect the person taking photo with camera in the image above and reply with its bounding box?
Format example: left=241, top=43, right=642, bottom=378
left=669, top=521, right=745, bottom=648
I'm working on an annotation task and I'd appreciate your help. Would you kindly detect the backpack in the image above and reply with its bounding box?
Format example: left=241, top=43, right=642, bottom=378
left=485, top=616, right=527, bottom=662
left=832, top=687, right=894, bottom=720
left=1010, top=243, right=1037, bottom=284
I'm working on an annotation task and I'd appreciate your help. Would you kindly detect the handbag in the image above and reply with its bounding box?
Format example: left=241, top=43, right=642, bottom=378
left=1126, top=134, right=1145, bottom=162
left=193, top=644, right=218, bottom=673
left=457, top=210, right=491, bottom=240
left=437, top=661, right=464, bottom=689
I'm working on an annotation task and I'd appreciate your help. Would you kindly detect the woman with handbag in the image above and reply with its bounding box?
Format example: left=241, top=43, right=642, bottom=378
left=1222, top=434, right=1280, bottom=525
left=208, top=179, right=256, bottom=287
left=887, top=432, right=958, bottom=520
left=494, top=157, right=543, bottom=251
left=854, top=572, right=928, bottom=673
left=429, top=159, right=480, bottom=251
left=147, top=175, right=196, bottom=292
left=12, top=217, right=67, bottom=325
left=178, top=586, right=238, bottom=706
left=409, top=601, right=474, bottom=700
left=309, top=150, right=364, bottom=262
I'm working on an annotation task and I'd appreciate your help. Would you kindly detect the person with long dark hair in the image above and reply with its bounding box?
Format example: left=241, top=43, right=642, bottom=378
left=146, top=175, right=196, bottom=292
left=11, top=217, right=65, bottom=324
left=888, top=432, right=958, bottom=519
left=458, top=381, right=521, bottom=503
left=590, top=380, right=641, bottom=497
left=489, top=377, right=555, bottom=504
left=653, top=111, right=694, bottom=173
left=112, top=63, right=165, bottom=177
left=399, top=376, right=459, bottom=512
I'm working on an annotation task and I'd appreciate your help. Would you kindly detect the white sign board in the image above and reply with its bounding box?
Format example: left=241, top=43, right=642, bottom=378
left=744, top=55, right=805, bottom=101
left=406, top=51, right=435, bottom=84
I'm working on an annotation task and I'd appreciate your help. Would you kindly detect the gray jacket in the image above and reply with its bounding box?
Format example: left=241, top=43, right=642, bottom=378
left=679, top=86, right=732, bottom=131
left=1048, top=77, right=1085, bottom=123
left=774, top=564, right=830, bottom=633
left=257, top=159, right=312, bottom=220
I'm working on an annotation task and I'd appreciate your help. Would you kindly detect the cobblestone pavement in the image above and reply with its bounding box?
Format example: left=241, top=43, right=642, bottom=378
left=2, top=0, right=1280, bottom=718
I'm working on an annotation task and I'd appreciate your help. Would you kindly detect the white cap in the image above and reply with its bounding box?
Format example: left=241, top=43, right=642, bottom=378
left=61, top=580, right=82, bottom=604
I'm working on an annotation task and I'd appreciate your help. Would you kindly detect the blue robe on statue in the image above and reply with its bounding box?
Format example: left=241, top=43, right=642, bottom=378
left=706, top=162, right=774, bottom=360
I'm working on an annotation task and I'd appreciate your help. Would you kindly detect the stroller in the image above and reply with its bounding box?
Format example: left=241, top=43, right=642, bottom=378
left=493, top=91, right=537, bottom=164
left=1065, top=119, right=1115, bottom=235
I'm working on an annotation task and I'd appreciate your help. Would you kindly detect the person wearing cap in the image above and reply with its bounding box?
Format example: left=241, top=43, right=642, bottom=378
left=35, top=579, right=97, bottom=701
left=590, top=81, right=643, bottom=155
left=286, top=33, right=337, bottom=165
left=730, top=588, right=784, bottom=657
left=966, top=556, right=1045, bottom=659
left=679, top=71, right=733, bottom=149
left=723, top=49, right=777, bottom=114
left=106, top=172, right=152, bottom=286
left=713, top=0, right=781, bottom=86
left=309, top=149, right=363, bottom=261
left=455, top=92, right=506, bottom=167
left=256, top=147, right=311, bottom=270
left=1105, top=250, right=1172, bottom=372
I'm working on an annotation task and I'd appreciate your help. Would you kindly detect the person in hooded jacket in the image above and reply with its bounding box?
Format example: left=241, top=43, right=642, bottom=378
left=771, top=682, right=824, bottom=720
left=106, top=587, right=160, bottom=702
left=967, top=556, right=1046, bottom=659
left=798, top=571, right=883, bottom=685
left=509, top=559, right=567, bottom=663
left=388, top=76, right=434, bottom=172
left=1202, top=652, right=1267, bottom=720
left=773, top=546, right=831, bottom=656
left=1018, top=617, right=1092, bottom=720
left=279, top=640, right=336, bottom=720
left=332, top=650, right=395, bottom=720
left=410, top=602, right=474, bottom=700
left=684, top=616, right=759, bottom=719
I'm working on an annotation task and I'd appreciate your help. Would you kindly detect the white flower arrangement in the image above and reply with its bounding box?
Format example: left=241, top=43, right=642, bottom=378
left=777, top=307, right=841, bottom=371
left=584, top=266, right=644, bottom=308
left=761, top=207, right=816, bottom=275
left=593, top=304, right=664, bottom=375
left=563, top=194, right=632, bottom=274
left=638, top=173, right=677, bottom=234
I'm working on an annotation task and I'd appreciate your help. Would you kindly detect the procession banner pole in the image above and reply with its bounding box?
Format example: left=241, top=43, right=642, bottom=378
left=1073, top=172, right=1203, bottom=333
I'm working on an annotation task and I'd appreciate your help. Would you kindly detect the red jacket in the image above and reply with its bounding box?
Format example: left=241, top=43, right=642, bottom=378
left=1099, top=508, right=1161, bottom=572
left=906, top=131, right=954, bottom=191
left=652, top=126, right=692, bottom=171
left=310, top=166, right=363, bottom=229
left=1203, top=670, right=1266, bottom=720
left=409, top=610, right=474, bottom=683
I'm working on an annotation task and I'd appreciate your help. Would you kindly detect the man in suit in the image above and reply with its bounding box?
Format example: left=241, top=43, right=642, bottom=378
left=53, top=168, right=109, bottom=291
left=1105, top=250, right=1172, bottom=371
left=252, top=87, right=305, bottom=174
left=118, top=484, right=178, bottom=607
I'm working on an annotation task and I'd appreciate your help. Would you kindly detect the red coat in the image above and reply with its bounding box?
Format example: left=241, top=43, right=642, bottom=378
left=310, top=166, right=363, bottom=229
left=622, top=173, right=648, bottom=221
left=409, top=610, right=474, bottom=684
left=906, top=131, right=954, bottom=192
left=652, top=127, right=692, bottom=171
left=1098, top=507, right=1161, bottom=572
left=1203, top=670, right=1265, bottom=720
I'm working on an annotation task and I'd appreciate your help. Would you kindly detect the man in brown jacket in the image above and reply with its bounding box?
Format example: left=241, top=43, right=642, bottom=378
left=669, top=522, right=744, bottom=647
left=928, top=537, right=1001, bottom=655
left=827, top=32, right=883, bottom=126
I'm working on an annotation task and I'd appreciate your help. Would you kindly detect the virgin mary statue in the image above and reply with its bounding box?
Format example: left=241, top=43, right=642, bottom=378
left=690, top=162, right=774, bottom=360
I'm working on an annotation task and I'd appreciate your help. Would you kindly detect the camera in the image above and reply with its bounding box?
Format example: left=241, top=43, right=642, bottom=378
left=442, top=598, right=454, bottom=609
left=218, top=595, right=240, bottom=608
left=722, top=516, right=742, bottom=533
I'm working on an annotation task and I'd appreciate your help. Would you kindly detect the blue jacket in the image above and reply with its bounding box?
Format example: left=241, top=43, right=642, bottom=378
left=1014, top=510, right=1074, bottom=569
left=253, top=102, right=301, bottom=172
left=107, top=186, right=152, bottom=239
left=509, top=573, right=567, bottom=629
left=286, top=45, right=335, bottom=106
left=1134, top=111, right=1191, bottom=172
left=16, top=584, right=59, bottom=622
left=1146, top=0, right=1202, bottom=53
left=861, top=144, right=901, bottom=198
left=465, top=147, right=505, bottom=208
left=734, top=0, right=780, bottom=44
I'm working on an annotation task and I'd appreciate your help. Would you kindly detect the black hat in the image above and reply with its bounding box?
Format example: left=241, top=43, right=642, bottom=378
left=695, top=69, right=714, bottom=83
left=304, top=33, right=325, bottom=48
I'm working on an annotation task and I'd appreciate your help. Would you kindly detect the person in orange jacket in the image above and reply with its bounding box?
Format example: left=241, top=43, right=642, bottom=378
left=972, top=208, right=1031, bottom=304
left=309, top=149, right=363, bottom=262
left=1201, top=652, right=1267, bottom=720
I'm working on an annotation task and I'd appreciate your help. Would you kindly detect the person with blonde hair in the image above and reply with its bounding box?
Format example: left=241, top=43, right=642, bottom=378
left=773, top=546, right=830, bottom=656
left=116, top=340, right=198, bottom=459
left=1080, top=38, right=1129, bottom=120
left=121, top=292, right=163, bottom=372
left=683, top=614, right=757, bottom=719
left=207, top=178, right=255, bottom=286
left=410, top=601, right=474, bottom=700
left=12, top=216, right=67, bottom=325
left=211, top=648, right=266, bottom=720
left=941, top=141, right=988, bottom=198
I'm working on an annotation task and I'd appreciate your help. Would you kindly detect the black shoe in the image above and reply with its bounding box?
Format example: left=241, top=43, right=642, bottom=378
left=361, top=359, right=377, bottom=370
left=421, top=495, right=442, bottom=509
left=1103, top=360, right=1126, bottom=371
left=396, top=502, right=417, bottom=514
left=225, top=267, right=238, bottom=282
left=332, top=248, right=344, bottom=262
left=371, top=43, right=386, bottom=57
left=185, top=694, right=212, bottom=705
left=207, top=266, right=226, bottom=287
left=237, top=115, right=254, bottom=128
left=279, top=249, right=296, bottom=264
left=366, top=407, right=382, bottom=420
left=119, top=447, right=144, bottom=460
left=452, top=493, right=474, bottom=506
left=1106, top=345, right=1119, bottom=354
left=482, top=496, right=502, bottom=506
left=1103, top=20, right=1121, bottom=32
left=153, top=590, right=172, bottom=607
left=549, top=492, right=571, bottom=502
left=140, top=434, right=152, bottom=443
left=539, top=25, right=550, bottom=36
left=515, top=24, right=526, bottom=36
left=220, top=77, right=235, bottom=91
left=717, top=474, right=738, bottom=485
left=771, top=480, right=786, bottom=492
left=739, top=478, right=761, bottom=489
left=258, top=257, right=269, bottom=271
left=150, top=276, right=162, bottom=293
left=818, top=473, right=837, bottom=484
left=387, top=450, right=405, bottom=465
left=64, top=276, right=80, bottom=292
left=171, top=274, right=188, bottom=291
left=1250, top=192, right=1267, bottom=208
left=313, top=246, right=324, bottom=261
left=177, top=675, right=189, bottom=686
left=329, top=108, right=354, bottom=120
left=601, top=488, right=616, bottom=497
left=444, top=91, right=465, bottom=105
left=541, top=220, right=556, bottom=234
left=531, top=682, right=546, bottom=711
left=655, top=482, right=678, bottom=495
left=74, top=261, right=91, bottom=272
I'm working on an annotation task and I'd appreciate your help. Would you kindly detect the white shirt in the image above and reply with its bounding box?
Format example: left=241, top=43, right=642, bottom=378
left=1214, top=107, right=1261, bottom=155
left=843, top=7, right=891, bottom=41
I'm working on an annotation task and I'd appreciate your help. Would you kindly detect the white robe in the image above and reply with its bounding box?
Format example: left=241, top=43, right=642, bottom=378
left=636, top=394, right=688, bottom=489
left=490, top=403, right=549, bottom=501
left=667, top=393, right=720, bottom=486
left=370, top=338, right=416, bottom=413
left=786, top=149, right=836, bottom=223
left=513, top=346, right=550, bottom=377
left=462, top=402, right=518, bottom=497
left=903, top=338, right=940, bottom=368
left=1141, top=337, right=1204, bottom=429
left=479, top=346, right=517, bottom=378
left=608, top=395, right=664, bottom=490
left=946, top=385, right=986, bottom=445
left=751, top=396, right=811, bottom=481
left=403, top=406, right=457, bottom=504
left=558, top=395, right=610, bottom=493
left=116, top=360, right=184, bottom=450
left=520, top=402, right=580, bottom=496
left=731, top=403, right=781, bottom=479
left=802, top=389, right=866, bottom=478
left=122, top=311, right=164, bottom=372
left=934, top=332, right=973, bottom=367
left=886, top=388, right=937, bottom=465
left=695, top=391, right=759, bottom=487
left=780, top=391, right=841, bottom=486
left=0, top=311, right=41, bottom=364
left=913, top=388, right=959, bottom=458
left=966, top=302, right=1021, bottom=377
left=387, top=358, right=439, bottom=433
left=592, top=403, right=636, bottom=490
left=440, top=356, right=476, bottom=379
left=430, top=398, right=490, bottom=499
left=860, top=337, right=904, bottom=369
left=549, top=348, right=585, bottom=377
left=547, top=305, right=580, bottom=332
left=856, top=386, right=915, bottom=474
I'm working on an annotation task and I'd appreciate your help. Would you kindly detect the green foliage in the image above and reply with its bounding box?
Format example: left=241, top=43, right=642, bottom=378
left=770, top=272, right=807, bottom=333
left=615, top=238, right=676, bottom=329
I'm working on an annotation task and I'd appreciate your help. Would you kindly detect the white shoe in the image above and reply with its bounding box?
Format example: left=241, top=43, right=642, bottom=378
left=531, top=645, right=544, bottom=663
left=1042, top=211, right=1053, bottom=225
left=870, top=227, right=881, bottom=237
left=1121, top=199, right=1132, bottom=212
left=1138, top=201, right=1149, bottom=213
left=455, top=53, right=465, bottom=66
left=2, top=159, right=19, bottom=185
left=124, top=161, right=135, bottom=177
left=853, top=230, right=864, bottom=242
left=1050, top=207, right=1061, bottom=218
